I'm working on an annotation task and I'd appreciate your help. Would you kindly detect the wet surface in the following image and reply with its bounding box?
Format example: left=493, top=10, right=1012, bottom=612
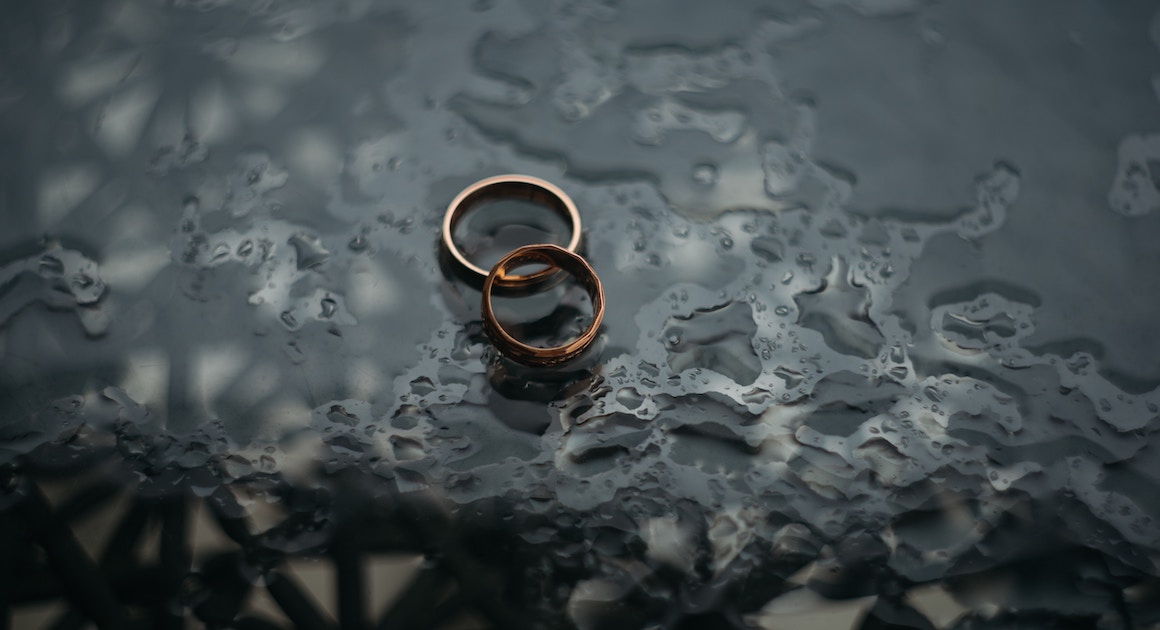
left=2, top=0, right=1160, bottom=627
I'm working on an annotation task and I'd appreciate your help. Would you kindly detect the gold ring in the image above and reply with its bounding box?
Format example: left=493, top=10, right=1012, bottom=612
left=481, top=244, right=604, bottom=367
left=441, top=174, right=582, bottom=289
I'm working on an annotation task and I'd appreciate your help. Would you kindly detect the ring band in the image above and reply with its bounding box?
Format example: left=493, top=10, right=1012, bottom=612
left=481, top=244, right=604, bottom=367
left=442, top=175, right=582, bottom=289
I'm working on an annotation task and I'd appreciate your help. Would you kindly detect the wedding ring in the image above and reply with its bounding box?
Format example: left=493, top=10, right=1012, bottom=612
left=442, top=174, right=582, bottom=289
left=481, top=244, right=604, bottom=367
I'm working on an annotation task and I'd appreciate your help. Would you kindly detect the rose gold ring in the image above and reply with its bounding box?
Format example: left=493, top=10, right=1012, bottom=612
left=441, top=174, right=582, bottom=290
left=481, top=244, right=604, bottom=367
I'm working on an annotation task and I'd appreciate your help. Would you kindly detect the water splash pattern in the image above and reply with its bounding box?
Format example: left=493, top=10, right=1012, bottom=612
left=2, top=0, right=1160, bottom=627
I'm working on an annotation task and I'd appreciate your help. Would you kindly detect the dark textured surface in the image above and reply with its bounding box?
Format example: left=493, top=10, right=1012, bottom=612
left=1, top=0, right=1159, bottom=627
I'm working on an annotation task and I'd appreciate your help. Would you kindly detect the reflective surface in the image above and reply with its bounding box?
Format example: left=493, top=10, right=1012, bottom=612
left=2, top=0, right=1160, bottom=628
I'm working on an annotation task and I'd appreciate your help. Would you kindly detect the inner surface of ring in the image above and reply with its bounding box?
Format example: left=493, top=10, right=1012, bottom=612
left=458, top=181, right=569, bottom=214
left=449, top=181, right=577, bottom=279
left=455, top=198, right=569, bottom=275
left=487, top=249, right=600, bottom=352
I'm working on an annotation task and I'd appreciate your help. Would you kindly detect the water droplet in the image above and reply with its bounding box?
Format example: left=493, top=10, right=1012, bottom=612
left=320, top=297, right=337, bottom=318
left=327, top=404, right=359, bottom=427
left=691, top=163, right=718, bottom=186
left=391, top=436, right=424, bottom=460
left=71, top=274, right=94, bottom=290
left=615, top=388, right=645, bottom=409
left=750, top=237, right=784, bottom=263
left=820, top=219, right=847, bottom=238
left=349, top=233, right=368, bottom=252
left=39, top=255, right=64, bottom=275
left=410, top=376, right=436, bottom=396
left=289, top=233, right=331, bottom=270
